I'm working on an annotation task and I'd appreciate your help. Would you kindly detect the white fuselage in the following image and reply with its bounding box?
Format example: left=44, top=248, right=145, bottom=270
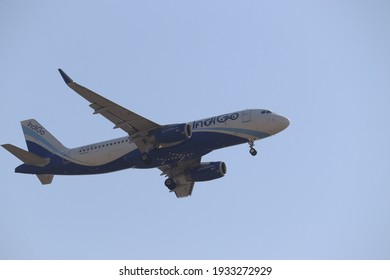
left=65, top=109, right=289, bottom=167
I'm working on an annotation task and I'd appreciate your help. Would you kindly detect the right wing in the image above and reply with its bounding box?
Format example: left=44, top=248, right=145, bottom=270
left=58, top=69, right=161, bottom=153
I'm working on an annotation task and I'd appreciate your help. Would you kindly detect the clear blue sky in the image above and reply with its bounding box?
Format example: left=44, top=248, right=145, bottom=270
left=1, top=0, right=389, bottom=259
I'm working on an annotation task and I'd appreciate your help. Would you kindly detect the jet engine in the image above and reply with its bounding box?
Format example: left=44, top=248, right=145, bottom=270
left=189, top=161, right=227, bottom=182
left=154, top=123, right=192, bottom=145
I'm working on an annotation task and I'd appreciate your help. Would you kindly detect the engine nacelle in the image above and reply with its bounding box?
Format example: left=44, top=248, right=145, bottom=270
left=154, top=123, right=192, bottom=145
left=189, top=161, right=227, bottom=182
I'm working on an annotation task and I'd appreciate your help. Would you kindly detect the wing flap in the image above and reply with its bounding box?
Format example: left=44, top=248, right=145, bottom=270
left=173, top=181, right=195, bottom=198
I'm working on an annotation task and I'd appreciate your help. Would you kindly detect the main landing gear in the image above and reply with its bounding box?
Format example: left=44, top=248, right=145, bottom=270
left=248, top=139, right=257, bottom=156
left=165, top=178, right=176, bottom=190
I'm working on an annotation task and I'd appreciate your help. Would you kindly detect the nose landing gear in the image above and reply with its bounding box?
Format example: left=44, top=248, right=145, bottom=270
left=248, top=139, right=257, bottom=156
left=250, top=147, right=257, bottom=156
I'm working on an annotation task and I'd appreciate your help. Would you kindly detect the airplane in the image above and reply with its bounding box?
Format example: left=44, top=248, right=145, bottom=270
left=2, top=69, right=290, bottom=198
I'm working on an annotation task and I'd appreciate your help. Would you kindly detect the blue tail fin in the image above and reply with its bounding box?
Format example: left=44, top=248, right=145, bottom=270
left=21, top=119, right=69, bottom=157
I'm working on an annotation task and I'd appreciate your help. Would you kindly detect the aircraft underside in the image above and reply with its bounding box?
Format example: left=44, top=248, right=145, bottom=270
left=15, top=131, right=254, bottom=175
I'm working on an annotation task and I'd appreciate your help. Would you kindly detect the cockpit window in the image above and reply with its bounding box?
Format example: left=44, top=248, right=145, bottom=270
left=261, top=110, right=272, bottom=114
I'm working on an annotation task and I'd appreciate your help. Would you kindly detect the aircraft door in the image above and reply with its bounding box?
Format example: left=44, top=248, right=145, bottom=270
left=242, top=110, right=251, bottom=123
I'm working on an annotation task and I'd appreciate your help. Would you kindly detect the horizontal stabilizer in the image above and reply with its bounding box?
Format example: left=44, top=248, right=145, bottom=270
left=2, top=144, right=50, bottom=167
left=36, top=174, right=54, bottom=185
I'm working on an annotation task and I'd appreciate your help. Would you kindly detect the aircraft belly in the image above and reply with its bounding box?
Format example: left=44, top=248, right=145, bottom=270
left=15, top=131, right=259, bottom=175
left=24, top=123, right=266, bottom=171
left=136, top=131, right=248, bottom=168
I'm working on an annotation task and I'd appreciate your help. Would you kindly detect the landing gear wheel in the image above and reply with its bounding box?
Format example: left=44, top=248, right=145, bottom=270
left=165, top=178, right=176, bottom=190
left=141, top=153, right=151, bottom=164
left=250, top=148, right=257, bottom=156
left=248, top=138, right=257, bottom=156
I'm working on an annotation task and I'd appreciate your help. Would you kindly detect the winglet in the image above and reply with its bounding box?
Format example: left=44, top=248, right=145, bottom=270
left=58, top=69, right=73, bottom=84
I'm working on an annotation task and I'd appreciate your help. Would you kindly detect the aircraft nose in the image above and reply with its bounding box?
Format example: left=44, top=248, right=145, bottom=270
left=272, top=115, right=290, bottom=134
left=279, top=116, right=290, bottom=131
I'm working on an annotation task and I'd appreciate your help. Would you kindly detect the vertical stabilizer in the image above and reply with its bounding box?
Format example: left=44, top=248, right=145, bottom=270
left=21, top=119, right=68, bottom=158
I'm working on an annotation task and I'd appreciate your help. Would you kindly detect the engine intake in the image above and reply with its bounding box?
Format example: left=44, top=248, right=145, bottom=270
left=154, top=123, right=192, bottom=145
left=190, top=161, right=227, bottom=182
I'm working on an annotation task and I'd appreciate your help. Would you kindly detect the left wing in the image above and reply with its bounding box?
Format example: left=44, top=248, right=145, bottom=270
left=159, top=158, right=201, bottom=198
left=58, top=69, right=160, bottom=153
